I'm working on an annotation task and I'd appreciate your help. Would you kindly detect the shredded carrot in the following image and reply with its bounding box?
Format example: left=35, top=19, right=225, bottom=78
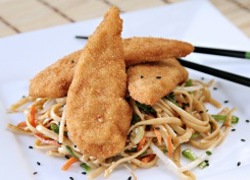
left=141, top=154, right=156, bottom=163
left=61, top=157, right=78, bottom=171
left=17, top=121, right=27, bottom=127
left=35, top=133, right=60, bottom=146
left=153, top=126, right=162, bottom=145
left=167, top=136, right=173, bottom=158
left=30, top=105, right=36, bottom=127
left=137, top=136, right=147, bottom=151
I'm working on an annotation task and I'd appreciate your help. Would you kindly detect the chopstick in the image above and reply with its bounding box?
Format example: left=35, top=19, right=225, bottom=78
left=75, top=35, right=250, bottom=87
left=194, top=46, right=250, bottom=60
left=75, top=35, right=250, bottom=60
left=178, top=58, right=250, bottom=87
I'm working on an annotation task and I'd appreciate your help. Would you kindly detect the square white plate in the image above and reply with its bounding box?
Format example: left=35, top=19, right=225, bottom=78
left=0, top=0, right=250, bottom=179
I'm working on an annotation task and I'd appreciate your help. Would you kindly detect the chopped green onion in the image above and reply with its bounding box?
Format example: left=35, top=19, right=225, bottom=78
left=182, top=148, right=196, bottom=161
left=198, top=161, right=208, bottom=169
left=125, top=147, right=138, bottom=153
left=166, top=92, right=175, bottom=100
left=135, top=101, right=156, bottom=115
left=211, top=114, right=239, bottom=124
left=66, top=145, right=79, bottom=158
left=191, top=133, right=200, bottom=139
left=182, top=149, right=209, bottom=169
left=165, top=92, right=178, bottom=106
left=131, top=114, right=141, bottom=125
left=80, top=163, right=91, bottom=172
left=206, top=151, right=212, bottom=156
left=50, top=124, right=59, bottom=134
left=162, top=147, right=168, bottom=153
left=185, top=79, right=193, bottom=86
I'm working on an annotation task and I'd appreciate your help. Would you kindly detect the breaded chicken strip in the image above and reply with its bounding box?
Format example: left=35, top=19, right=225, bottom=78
left=127, top=58, right=188, bottom=105
left=29, top=50, right=82, bottom=97
left=29, top=38, right=193, bottom=98
left=66, top=7, right=132, bottom=160
left=123, top=37, right=194, bottom=66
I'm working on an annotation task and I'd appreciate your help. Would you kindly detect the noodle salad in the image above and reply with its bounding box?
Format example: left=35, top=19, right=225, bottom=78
left=7, top=79, right=238, bottom=179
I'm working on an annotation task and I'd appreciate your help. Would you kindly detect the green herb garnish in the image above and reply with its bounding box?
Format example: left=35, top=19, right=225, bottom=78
left=50, top=124, right=59, bottom=134
left=199, top=160, right=209, bottom=169
left=162, top=147, right=168, bottom=153
left=131, top=114, right=141, bottom=125
left=165, top=92, right=178, bottom=106
left=135, top=101, right=156, bottom=115
left=125, top=147, right=138, bottom=153
left=185, top=79, right=193, bottom=86
left=206, top=151, right=212, bottom=156
left=66, top=145, right=79, bottom=158
left=182, top=148, right=196, bottom=161
left=80, top=163, right=91, bottom=172
left=182, top=148, right=209, bottom=169
left=191, top=133, right=200, bottom=139
left=211, top=115, right=239, bottom=124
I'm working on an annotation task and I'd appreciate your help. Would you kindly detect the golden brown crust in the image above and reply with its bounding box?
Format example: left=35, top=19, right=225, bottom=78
left=29, top=37, right=193, bottom=98
left=29, top=50, right=82, bottom=97
left=123, top=37, right=194, bottom=66
left=127, top=58, right=188, bottom=105
left=65, top=7, right=132, bottom=160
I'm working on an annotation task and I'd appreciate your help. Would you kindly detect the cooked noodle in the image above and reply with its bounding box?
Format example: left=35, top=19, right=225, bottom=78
left=7, top=79, right=236, bottom=179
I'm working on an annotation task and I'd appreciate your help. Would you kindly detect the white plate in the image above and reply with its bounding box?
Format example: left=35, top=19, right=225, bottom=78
left=0, top=0, right=250, bottom=179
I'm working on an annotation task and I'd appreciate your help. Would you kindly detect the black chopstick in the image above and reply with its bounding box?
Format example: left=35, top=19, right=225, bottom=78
left=178, top=58, right=250, bottom=87
left=194, top=46, right=250, bottom=60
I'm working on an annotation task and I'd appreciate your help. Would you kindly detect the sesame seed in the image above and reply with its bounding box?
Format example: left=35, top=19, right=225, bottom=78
left=29, top=146, right=33, bottom=149
left=65, top=155, right=70, bottom=159
left=74, top=145, right=77, bottom=148
left=140, top=75, right=144, bottom=79
left=224, top=100, right=229, bottom=103
left=201, top=77, right=205, bottom=80
left=213, top=87, right=218, bottom=90
left=156, top=76, right=161, bottom=79
left=69, top=177, right=74, bottom=180
left=237, top=162, right=241, bottom=166
left=241, top=139, right=246, bottom=142
left=246, top=120, right=249, bottom=123
left=231, top=128, right=236, bottom=132
left=33, top=172, right=38, bottom=175
left=71, top=60, right=75, bottom=63
left=199, top=111, right=204, bottom=113
left=81, top=172, right=87, bottom=175
left=37, top=162, right=41, bottom=166
left=128, top=176, right=132, bottom=180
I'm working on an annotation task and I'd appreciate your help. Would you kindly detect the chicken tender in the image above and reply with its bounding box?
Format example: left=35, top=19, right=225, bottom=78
left=127, top=58, right=188, bottom=105
left=29, top=38, right=193, bottom=98
left=123, top=37, right=194, bottom=66
left=29, top=50, right=82, bottom=97
left=66, top=7, right=132, bottom=160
